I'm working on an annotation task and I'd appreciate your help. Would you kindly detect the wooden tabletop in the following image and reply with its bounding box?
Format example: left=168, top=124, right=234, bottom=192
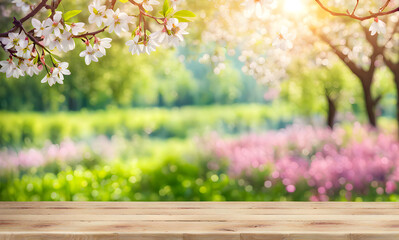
left=0, top=202, right=399, bottom=239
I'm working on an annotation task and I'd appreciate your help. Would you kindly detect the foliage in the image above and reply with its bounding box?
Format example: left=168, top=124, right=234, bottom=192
left=281, top=61, right=396, bottom=122
left=0, top=104, right=293, bottom=147
left=2, top=124, right=399, bottom=201
left=0, top=45, right=268, bottom=110
left=0, top=137, right=290, bottom=201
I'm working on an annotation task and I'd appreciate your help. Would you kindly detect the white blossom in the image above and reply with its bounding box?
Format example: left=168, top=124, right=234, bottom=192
left=47, top=34, right=63, bottom=50
left=171, top=0, right=180, bottom=9
left=105, top=9, right=132, bottom=36
left=43, top=11, right=64, bottom=37
left=79, top=44, right=99, bottom=65
left=41, top=72, right=59, bottom=86
left=1, top=32, right=28, bottom=50
left=369, top=17, right=386, bottom=36
left=66, top=22, right=86, bottom=35
left=272, top=27, right=295, bottom=51
left=93, top=37, right=112, bottom=56
left=166, top=18, right=188, bottom=47
left=53, top=61, right=71, bottom=81
left=151, top=28, right=169, bottom=45
left=41, top=62, right=70, bottom=86
left=126, top=35, right=143, bottom=55
left=135, top=0, right=160, bottom=12
left=0, top=58, right=24, bottom=78
left=12, top=0, right=30, bottom=13
left=15, top=43, right=33, bottom=59
left=31, top=18, right=46, bottom=37
left=61, top=32, right=75, bottom=52
left=21, top=59, right=41, bottom=77
left=88, top=0, right=107, bottom=27
left=142, top=37, right=158, bottom=54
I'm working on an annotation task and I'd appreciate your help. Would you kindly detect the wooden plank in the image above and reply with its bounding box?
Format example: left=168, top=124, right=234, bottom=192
left=183, top=234, right=240, bottom=240
left=1, top=208, right=398, bottom=215
left=1, top=220, right=399, bottom=233
left=350, top=234, right=399, bottom=240
left=241, top=233, right=350, bottom=240
left=2, top=214, right=399, bottom=221
left=0, top=233, right=183, bottom=240
left=1, top=202, right=399, bottom=239
left=1, top=202, right=398, bottom=209
left=2, top=233, right=399, bottom=240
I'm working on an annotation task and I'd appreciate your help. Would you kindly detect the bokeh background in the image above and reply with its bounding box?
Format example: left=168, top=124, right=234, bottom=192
left=1, top=0, right=399, bottom=201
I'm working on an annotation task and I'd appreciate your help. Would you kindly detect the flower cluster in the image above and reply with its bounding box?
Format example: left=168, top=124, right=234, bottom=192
left=85, top=0, right=191, bottom=56
left=0, top=136, right=120, bottom=171
left=0, top=11, right=87, bottom=85
left=125, top=17, right=189, bottom=56
left=207, top=123, right=399, bottom=201
left=242, top=0, right=389, bottom=53
left=1, top=0, right=194, bottom=86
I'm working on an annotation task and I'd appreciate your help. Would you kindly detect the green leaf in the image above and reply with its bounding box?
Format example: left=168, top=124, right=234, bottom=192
left=174, top=16, right=193, bottom=22
left=165, top=7, right=174, bottom=17
left=63, top=10, right=82, bottom=21
left=173, top=10, right=196, bottom=18
left=162, top=0, right=170, bottom=17
left=33, top=54, right=39, bottom=64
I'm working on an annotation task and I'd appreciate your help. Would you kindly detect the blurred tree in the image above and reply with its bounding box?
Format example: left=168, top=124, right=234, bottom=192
left=381, top=20, right=399, bottom=137
left=282, top=62, right=357, bottom=128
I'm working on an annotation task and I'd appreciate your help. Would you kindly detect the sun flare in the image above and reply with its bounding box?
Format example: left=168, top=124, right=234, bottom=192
left=283, top=0, right=306, bottom=14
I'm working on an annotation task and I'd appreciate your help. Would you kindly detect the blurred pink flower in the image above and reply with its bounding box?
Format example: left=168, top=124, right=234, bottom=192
left=208, top=124, right=399, bottom=201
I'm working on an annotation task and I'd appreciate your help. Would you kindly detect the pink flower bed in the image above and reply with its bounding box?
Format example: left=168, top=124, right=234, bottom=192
left=0, top=136, right=119, bottom=170
left=208, top=123, right=399, bottom=200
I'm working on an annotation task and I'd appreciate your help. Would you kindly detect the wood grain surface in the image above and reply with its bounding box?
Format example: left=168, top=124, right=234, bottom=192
left=0, top=202, right=398, bottom=240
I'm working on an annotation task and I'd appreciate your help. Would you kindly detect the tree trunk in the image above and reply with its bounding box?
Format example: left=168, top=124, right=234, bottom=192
left=361, top=80, right=377, bottom=127
left=326, top=94, right=337, bottom=129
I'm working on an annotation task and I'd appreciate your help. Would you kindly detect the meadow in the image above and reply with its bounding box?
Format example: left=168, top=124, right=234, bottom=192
left=1, top=105, right=398, bottom=202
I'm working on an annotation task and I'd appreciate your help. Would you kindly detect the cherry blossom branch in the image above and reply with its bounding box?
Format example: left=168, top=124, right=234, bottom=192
left=21, top=26, right=50, bottom=54
left=72, top=27, right=108, bottom=38
left=0, top=0, right=48, bottom=38
left=128, top=0, right=164, bottom=23
left=351, top=0, right=359, bottom=15
left=0, top=0, right=193, bottom=85
left=315, top=0, right=399, bottom=21
left=106, top=0, right=117, bottom=9
left=380, top=0, right=392, bottom=12
left=49, top=0, right=62, bottom=18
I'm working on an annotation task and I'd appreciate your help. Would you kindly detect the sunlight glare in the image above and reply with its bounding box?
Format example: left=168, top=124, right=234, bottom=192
left=284, top=0, right=306, bottom=14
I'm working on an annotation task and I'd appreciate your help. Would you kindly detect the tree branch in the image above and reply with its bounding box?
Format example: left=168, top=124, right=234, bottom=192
left=0, top=0, right=49, bottom=38
left=361, top=26, right=384, bottom=75
left=315, top=30, right=367, bottom=79
left=72, top=27, right=108, bottom=38
left=315, top=0, right=399, bottom=21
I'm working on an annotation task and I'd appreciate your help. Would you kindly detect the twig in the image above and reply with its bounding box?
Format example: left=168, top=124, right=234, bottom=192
left=0, top=0, right=49, bottom=38
left=315, top=0, right=399, bottom=21
left=72, top=27, right=108, bottom=38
